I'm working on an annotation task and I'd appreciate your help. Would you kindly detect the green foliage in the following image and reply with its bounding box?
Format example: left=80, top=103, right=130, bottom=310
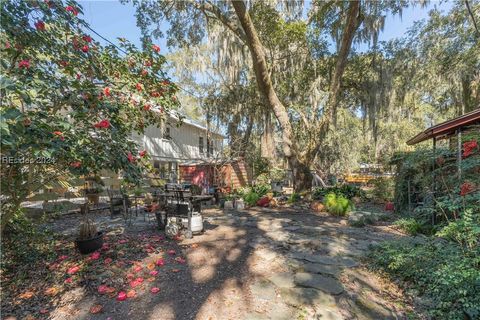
left=313, top=184, right=365, bottom=200
left=369, top=239, right=480, bottom=319
left=370, top=177, right=394, bottom=202
left=269, top=167, right=286, bottom=182
left=323, top=192, right=353, bottom=216
left=287, top=192, right=301, bottom=204
left=394, top=218, right=422, bottom=235
left=1, top=210, right=56, bottom=274
left=391, top=127, right=480, bottom=248
left=436, top=209, right=480, bottom=249
left=252, top=183, right=271, bottom=198
left=244, top=191, right=260, bottom=206
left=0, top=0, right=179, bottom=231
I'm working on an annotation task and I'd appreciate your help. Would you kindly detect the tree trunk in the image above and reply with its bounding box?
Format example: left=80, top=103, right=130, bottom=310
left=261, top=112, right=275, bottom=161
left=291, top=157, right=313, bottom=191
left=328, top=0, right=362, bottom=126
left=232, top=0, right=312, bottom=191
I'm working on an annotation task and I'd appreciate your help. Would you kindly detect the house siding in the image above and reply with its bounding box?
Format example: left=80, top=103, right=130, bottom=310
left=132, top=118, right=224, bottom=162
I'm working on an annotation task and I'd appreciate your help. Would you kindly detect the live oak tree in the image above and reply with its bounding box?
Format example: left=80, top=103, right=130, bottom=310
left=0, top=0, right=179, bottom=232
left=128, top=0, right=411, bottom=191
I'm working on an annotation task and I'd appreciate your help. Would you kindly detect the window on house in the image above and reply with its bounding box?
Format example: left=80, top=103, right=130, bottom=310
left=163, top=126, right=171, bottom=139
left=199, top=137, right=204, bottom=154
left=207, top=139, right=213, bottom=157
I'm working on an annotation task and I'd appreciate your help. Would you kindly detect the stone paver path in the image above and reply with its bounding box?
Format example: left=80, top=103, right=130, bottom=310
left=38, top=205, right=413, bottom=320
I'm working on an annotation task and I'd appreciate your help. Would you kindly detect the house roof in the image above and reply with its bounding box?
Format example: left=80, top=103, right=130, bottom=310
left=166, top=112, right=226, bottom=139
left=406, top=108, right=480, bottom=145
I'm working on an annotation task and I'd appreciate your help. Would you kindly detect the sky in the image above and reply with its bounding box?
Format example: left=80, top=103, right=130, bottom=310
left=79, top=0, right=455, bottom=53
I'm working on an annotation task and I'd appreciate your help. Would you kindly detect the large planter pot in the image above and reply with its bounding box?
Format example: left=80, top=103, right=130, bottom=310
left=86, top=193, right=99, bottom=204
left=75, top=231, right=104, bottom=254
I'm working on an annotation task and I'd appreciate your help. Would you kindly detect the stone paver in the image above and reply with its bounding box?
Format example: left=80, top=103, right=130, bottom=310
left=300, top=262, right=343, bottom=277
left=268, top=272, right=295, bottom=288
left=291, top=252, right=340, bottom=265
left=250, top=279, right=277, bottom=301
left=279, top=287, right=336, bottom=308
left=294, top=272, right=344, bottom=295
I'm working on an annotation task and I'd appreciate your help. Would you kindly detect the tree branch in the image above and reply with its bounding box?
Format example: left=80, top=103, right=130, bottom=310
left=192, top=0, right=247, bottom=43
left=465, top=0, right=480, bottom=38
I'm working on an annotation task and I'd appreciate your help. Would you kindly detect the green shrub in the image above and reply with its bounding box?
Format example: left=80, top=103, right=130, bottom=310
left=368, top=239, right=480, bottom=319
left=436, top=208, right=480, bottom=249
left=244, top=191, right=260, bottom=206
left=252, top=183, right=271, bottom=198
left=370, top=177, right=394, bottom=202
left=313, top=184, right=365, bottom=200
left=287, top=192, right=301, bottom=204
left=323, top=192, right=353, bottom=216
left=394, top=218, right=423, bottom=235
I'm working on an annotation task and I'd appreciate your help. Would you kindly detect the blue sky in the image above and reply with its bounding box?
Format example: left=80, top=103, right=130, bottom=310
left=79, top=0, right=454, bottom=53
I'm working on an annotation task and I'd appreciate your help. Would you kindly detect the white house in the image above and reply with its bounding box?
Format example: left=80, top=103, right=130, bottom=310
left=132, top=114, right=225, bottom=183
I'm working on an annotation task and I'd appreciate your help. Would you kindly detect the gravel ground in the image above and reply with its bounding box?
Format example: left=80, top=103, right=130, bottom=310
left=3, top=205, right=419, bottom=320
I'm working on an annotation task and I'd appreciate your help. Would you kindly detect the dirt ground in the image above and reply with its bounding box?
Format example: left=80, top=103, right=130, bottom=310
left=2, top=205, right=419, bottom=320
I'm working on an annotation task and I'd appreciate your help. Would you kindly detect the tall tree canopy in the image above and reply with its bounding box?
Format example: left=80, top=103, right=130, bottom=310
left=127, top=0, right=478, bottom=187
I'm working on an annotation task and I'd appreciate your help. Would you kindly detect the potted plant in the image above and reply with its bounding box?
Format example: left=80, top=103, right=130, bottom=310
left=75, top=204, right=104, bottom=254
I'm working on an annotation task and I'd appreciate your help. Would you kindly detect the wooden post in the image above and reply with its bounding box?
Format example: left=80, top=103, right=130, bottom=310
left=432, top=137, right=436, bottom=225
left=457, top=128, right=462, bottom=180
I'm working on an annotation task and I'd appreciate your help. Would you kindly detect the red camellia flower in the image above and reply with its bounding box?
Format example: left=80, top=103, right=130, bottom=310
left=150, top=287, right=160, bottom=294
left=152, top=44, right=160, bottom=53
left=143, top=104, right=151, bottom=111
left=53, top=131, right=64, bottom=141
left=127, top=152, right=136, bottom=163
left=460, top=182, right=475, bottom=196
left=94, top=119, right=110, bottom=129
left=70, top=161, right=81, bottom=168
left=151, top=91, right=160, bottom=97
left=103, top=87, right=111, bottom=97
left=67, top=266, right=80, bottom=275
left=98, top=285, right=108, bottom=294
left=155, top=258, right=165, bottom=266
left=462, top=140, right=478, bottom=159
left=82, top=35, right=92, bottom=43
left=90, top=252, right=101, bottom=260
left=66, top=5, right=78, bottom=16
left=136, top=83, right=143, bottom=91
left=59, top=60, right=68, bottom=67
left=34, top=20, right=46, bottom=31
left=81, top=45, right=89, bottom=53
left=18, top=59, right=30, bottom=69
left=116, top=291, right=127, bottom=301
left=139, top=150, right=147, bottom=157
left=144, top=60, right=152, bottom=67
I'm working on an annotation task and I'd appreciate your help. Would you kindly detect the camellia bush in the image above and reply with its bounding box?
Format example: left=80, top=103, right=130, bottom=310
left=0, top=0, right=179, bottom=231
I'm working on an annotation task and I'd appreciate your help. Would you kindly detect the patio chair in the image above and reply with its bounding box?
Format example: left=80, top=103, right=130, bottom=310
left=107, top=188, right=131, bottom=223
